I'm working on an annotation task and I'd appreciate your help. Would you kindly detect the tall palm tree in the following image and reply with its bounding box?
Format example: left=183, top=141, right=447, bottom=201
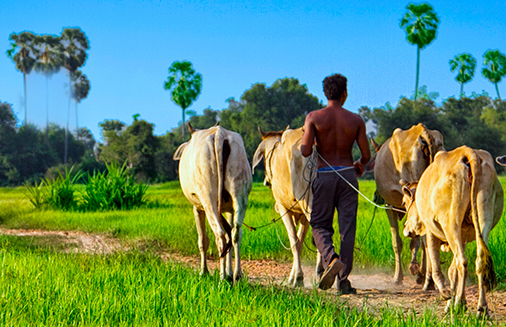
left=60, top=28, right=89, bottom=164
left=449, top=53, right=477, bottom=98
left=164, top=60, right=202, bottom=141
left=72, top=70, right=90, bottom=133
left=34, top=34, right=63, bottom=143
left=400, top=3, right=440, bottom=100
left=6, top=31, right=38, bottom=124
left=482, top=50, right=506, bottom=100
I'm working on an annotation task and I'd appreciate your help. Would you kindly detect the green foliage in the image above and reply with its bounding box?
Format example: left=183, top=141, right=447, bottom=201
left=98, top=117, right=159, bottom=182
left=482, top=49, right=506, bottom=100
left=219, top=77, right=323, bottom=159
left=81, top=162, right=148, bottom=211
left=400, top=3, right=440, bottom=100
left=164, top=60, right=203, bottom=140
left=449, top=53, right=477, bottom=97
left=42, top=166, right=83, bottom=210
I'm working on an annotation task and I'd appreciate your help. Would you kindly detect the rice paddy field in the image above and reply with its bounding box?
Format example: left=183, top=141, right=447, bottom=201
left=0, top=178, right=506, bottom=326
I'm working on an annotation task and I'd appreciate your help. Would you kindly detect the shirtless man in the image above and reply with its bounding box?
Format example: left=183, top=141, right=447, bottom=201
left=301, top=73, right=370, bottom=293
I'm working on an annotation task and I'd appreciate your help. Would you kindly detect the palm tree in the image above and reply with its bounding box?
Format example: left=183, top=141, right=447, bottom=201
left=482, top=50, right=506, bottom=100
left=6, top=31, right=38, bottom=124
left=34, top=34, right=63, bottom=143
left=449, top=53, right=477, bottom=98
left=60, top=28, right=89, bottom=163
left=400, top=3, right=440, bottom=100
left=164, top=60, right=202, bottom=141
left=72, top=70, right=90, bottom=133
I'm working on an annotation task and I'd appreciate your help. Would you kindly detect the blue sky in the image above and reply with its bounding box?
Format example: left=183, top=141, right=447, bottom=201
left=1, top=0, right=505, bottom=142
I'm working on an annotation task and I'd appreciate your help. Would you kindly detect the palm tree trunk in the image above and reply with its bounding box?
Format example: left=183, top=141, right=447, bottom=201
left=65, top=72, right=71, bottom=164
left=415, top=46, right=420, bottom=101
left=495, top=82, right=502, bottom=100
left=182, top=108, right=186, bottom=141
left=460, top=83, right=464, bottom=99
left=75, top=101, right=79, bottom=139
left=46, top=76, right=49, bottom=145
left=23, top=73, right=28, bottom=125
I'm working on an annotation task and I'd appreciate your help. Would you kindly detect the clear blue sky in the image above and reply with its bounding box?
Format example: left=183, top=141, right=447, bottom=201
left=1, top=0, right=505, bottom=142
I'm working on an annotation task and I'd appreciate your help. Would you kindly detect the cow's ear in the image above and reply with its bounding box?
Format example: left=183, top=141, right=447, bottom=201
left=252, top=142, right=265, bottom=174
left=418, top=135, right=431, bottom=160
left=173, top=142, right=189, bottom=161
left=401, top=184, right=414, bottom=200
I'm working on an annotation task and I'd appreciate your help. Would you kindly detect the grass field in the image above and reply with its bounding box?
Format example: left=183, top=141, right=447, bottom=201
left=0, top=178, right=505, bottom=325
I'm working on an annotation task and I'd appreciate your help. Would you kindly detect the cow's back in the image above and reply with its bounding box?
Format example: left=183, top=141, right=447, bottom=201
left=177, top=126, right=252, bottom=211
left=374, top=123, right=444, bottom=208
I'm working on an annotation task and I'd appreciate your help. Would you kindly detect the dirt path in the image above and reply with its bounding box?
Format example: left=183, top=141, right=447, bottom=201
left=2, top=228, right=506, bottom=321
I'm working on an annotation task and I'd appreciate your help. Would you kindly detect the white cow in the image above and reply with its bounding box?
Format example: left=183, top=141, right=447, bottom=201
left=252, top=127, right=323, bottom=287
left=173, top=124, right=252, bottom=281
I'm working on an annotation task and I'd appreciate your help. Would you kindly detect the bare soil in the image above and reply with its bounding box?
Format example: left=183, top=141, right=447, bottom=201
left=2, top=228, right=506, bottom=322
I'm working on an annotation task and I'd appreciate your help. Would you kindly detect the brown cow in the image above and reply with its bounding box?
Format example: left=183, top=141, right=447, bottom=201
left=373, top=123, right=444, bottom=285
left=252, top=127, right=323, bottom=287
left=173, top=124, right=252, bottom=281
left=402, top=146, right=503, bottom=315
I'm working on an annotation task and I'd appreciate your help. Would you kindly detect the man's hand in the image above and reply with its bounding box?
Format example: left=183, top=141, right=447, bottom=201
left=354, top=160, right=364, bottom=177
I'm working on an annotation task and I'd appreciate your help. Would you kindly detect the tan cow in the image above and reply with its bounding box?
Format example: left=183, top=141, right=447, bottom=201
left=252, top=127, right=323, bottom=287
left=173, top=124, right=252, bottom=281
left=402, top=146, right=503, bottom=315
left=373, top=123, right=444, bottom=285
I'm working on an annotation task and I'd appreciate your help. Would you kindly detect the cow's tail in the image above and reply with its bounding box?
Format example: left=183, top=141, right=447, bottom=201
left=466, top=147, right=496, bottom=291
left=214, top=127, right=232, bottom=258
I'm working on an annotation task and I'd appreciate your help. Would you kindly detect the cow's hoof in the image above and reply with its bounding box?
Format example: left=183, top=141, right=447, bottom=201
left=293, top=276, right=304, bottom=287
left=391, top=278, right=403, bottom=286
left=409, top=262, right=421, bottom=276
left=477, top=306, right=489, bottom=318
left=234, top=272, right=243, bottom=282
left=200, top=268, right=209, bottom=277
left=440, top=289, right=452, bottom=301
left=416, top=273, right=425, bottom=285
left=422, top=279, right=436, bottom=291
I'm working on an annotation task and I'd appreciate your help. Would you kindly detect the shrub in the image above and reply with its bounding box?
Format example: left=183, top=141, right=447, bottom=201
left=80, top=162, right=148, bottom=211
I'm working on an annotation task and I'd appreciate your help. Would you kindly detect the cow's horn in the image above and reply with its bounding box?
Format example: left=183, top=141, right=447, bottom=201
left=285, top=125, right=290, bottom=130
left=188, top=122, right=196, bottom=134
left=258, top=126, right=266, bottom=137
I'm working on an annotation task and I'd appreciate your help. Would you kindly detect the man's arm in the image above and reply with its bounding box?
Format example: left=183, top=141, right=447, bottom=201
left=353, top=117, right=371, bottom=177
left=301, top=114, right=315, bottom=157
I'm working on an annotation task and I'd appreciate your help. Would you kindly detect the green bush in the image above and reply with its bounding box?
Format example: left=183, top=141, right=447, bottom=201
left=80, top=162, right=148, bottom=211
left=24, top=163, right=148, bottom=211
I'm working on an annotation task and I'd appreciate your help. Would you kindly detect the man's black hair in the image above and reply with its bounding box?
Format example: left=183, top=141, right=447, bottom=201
left=323, top=74, right=347, bottom=100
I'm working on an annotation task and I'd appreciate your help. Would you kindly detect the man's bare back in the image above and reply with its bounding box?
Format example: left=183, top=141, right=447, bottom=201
left=301, top=98, right=370, bottom=175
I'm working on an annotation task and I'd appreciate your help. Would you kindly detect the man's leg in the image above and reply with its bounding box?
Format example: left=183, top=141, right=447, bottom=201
left=335, top=169, right=358, bottom=293
left=310, top=172, right=338, bottom=267
left=310, top=171, right=343, bottom=290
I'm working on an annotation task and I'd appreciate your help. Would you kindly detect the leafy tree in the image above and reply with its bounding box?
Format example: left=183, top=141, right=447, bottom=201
left=97, top=117, right=159, bottom=182
left=72, top=70, right=90, bottom=131
left=163, top=60, right=202, bottom=141
left=60, top=28, right=90, bottom=164
left=155, top=132, right=181, bottom=182
left=6, top=31, right=38, bottom=124
left=400, top=3, right=439, bottom=100
left=449, top=53, right=477, bottom=98
left=482, top=50, right=506, bottom=100
left=219, top=77, right=322, bottom=159
left=34, top=34, right=62, bottom=143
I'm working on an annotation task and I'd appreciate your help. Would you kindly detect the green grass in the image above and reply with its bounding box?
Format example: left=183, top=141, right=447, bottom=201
left=3, top=179, right=506, bottom=280
left=0, top=235, right=493, bottom=326
left=1, top=178, right=506, bottom=325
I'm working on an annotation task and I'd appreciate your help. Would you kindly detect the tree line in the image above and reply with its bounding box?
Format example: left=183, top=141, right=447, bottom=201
left=7, top=28, right=90, bottom=163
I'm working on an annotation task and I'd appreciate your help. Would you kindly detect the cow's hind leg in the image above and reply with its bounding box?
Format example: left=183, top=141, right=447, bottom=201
left=194, top=206, right=209, bottom=276
left=231, top=195, right=248, bottom=282
left=203, top=207, right=231, bottom=281
left=421, top=236, right=435, bottom=290
left=387, top=209, right=403, bottom=284
left=426, top=233, right=451, bottom=301
left=408, top=236, right=422, bottom=281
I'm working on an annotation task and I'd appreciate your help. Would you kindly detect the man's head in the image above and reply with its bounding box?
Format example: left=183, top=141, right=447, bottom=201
left=323, top=74, right=347, bottom=101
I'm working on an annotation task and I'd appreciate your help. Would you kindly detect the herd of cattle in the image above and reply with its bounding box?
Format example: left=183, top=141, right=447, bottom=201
left=173, top=122, right=506, bottom=315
